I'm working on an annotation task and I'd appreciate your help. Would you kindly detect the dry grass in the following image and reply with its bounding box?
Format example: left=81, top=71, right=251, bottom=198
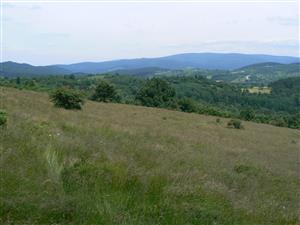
left=246, top=86, right=272, bottom=94
left=0, top=87, right=299, bottom=225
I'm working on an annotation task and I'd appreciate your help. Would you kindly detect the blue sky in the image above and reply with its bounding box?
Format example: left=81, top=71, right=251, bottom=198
left=1, top=1, right=299, bottom=65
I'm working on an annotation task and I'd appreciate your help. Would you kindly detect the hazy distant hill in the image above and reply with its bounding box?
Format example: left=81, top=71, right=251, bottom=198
left=58, top=53, right=299, bottom=73
left=0, top=61, right=71, bottom=77
left=110, top=67, right=169, bottom=77
left=1, top=53, right=299, bottom=77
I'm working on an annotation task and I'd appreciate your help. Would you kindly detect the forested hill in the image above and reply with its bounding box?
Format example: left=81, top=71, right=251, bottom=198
left=237, top=62, right=300, bottom=73
left=269, top=76, right=300, bottom=95
left=211, top=62, right=300, bottom=84
left=0, top=61, right=71, bottom=77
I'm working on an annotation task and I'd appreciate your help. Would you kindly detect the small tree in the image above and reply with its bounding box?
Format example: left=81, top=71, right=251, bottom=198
left=178, top=98, right=198, bottom=113
left=135, top=78, right=175, bottom=108
left=227, top=119, right=243, bottom=129
left=287, top=113, right=300, bottom=129
left=16, top=77, right=21, bottom=85
left=240, top=108, right=255, bottom=121
left=24, top=79, right=37, bottom=88
left=91, top=81, right=120, bottom=103
left=0, top=110, right=7, bottom=127
left=271, top=117, right=287, bottom=127
left=50, top=88, right=84, bottom=110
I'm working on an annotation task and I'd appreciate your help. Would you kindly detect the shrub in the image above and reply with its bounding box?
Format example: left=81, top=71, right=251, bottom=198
left=240, top=108, right=255, bottom=121
left=0, top=110, right=7, bottom=127
left=91, top=81, right=120, bottom=103
left=50, top=88, right=84, bottom=110
left=198, top=105, right=231, bottom=118
left=135, top=78, right=175, bottom=108
left=287, top=113, right=300, bottom=129
left=178, top=98, right=198, bottom=113
left=227, top=119, right=243, bottom=129
left=24, top=79, right=37, bottom=88
left=270, top=117, right=287, bottom=127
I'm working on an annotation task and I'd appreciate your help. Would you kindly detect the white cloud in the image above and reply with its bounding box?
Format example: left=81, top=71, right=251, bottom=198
left=2, top=2, right=299, bottom=65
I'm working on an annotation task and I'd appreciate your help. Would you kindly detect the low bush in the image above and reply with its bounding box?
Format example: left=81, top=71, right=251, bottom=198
left=0, top=110, right=7, bottom=126
left=240, top=108, right=255, bottom=121
left=50, top=88, right=84, bottom=110
left=227, top=119, right=243, bottom=129
left=178, top=98, right=198, bottom=113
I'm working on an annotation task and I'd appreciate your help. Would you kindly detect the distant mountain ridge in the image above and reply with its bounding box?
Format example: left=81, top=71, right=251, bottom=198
left=0, top=61, right=71, bottom=77
left=58, top=53, right=300, bottom=73
left=1, top=53, right=299, bottom=77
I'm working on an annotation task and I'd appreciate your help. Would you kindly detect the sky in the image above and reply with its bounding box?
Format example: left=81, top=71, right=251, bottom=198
left=1, top=1, right=299, bottom=65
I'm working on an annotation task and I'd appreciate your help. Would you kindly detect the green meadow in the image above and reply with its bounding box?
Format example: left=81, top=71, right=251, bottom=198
left=1, top=87, right=300, bottom=225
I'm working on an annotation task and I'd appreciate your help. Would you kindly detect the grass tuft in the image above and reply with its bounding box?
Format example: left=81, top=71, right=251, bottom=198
left=44, top=147, right=64, bottom=183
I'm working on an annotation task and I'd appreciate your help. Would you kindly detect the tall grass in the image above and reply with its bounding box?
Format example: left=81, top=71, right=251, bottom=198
left=1, top=87, right=299, bottom=224
left=44, top=147, right=64, bottom=183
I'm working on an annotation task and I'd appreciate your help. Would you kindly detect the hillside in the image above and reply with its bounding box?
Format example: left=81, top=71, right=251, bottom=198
left=111, top=67, right=169, bottom=77
left=0, top=61, right=71, bottom=77
left=212, top=62, right=300, bottom=84
left=1, top=75, right=300, bottom=129
left=1, top=87, right=299, bottom=224
left=239, top=62, right=300, bottom=74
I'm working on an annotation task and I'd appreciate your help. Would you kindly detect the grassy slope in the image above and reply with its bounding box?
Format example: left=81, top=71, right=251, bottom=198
left=1, top=87, right=299, bottom=225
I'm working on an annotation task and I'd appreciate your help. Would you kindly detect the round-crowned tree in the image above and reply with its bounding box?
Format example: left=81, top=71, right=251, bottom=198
left=50, top=87, right=84, bottom=110
left=91, top=81, right=120, bottom=103
left=240, top=108, right=255, bottom=121
left=135, top=78, right=175, bottom=108
left=178, top=98, right=198, bottom=113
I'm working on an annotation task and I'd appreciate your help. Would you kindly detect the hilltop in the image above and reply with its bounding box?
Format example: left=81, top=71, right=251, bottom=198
left=1, top=87, right=299, bottom=224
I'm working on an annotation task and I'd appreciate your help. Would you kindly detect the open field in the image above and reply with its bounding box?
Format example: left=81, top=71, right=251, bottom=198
left=246, top=87, right=272, bottom=94
left=0, top=87, right=300, bottom=225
